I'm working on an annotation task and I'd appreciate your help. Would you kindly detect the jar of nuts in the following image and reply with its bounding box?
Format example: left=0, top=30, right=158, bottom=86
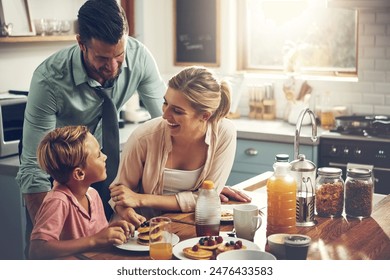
left=315, top=167, right=344, bottom=217
left=345, top=168, right=373, bottom=218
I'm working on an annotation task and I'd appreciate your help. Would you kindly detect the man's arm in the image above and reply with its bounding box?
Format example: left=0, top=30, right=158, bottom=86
left=23, top=192, right=48, bottom=224
left=16, top=70, right=57, bottom=217
left=135, top=44, right=166, bottom=118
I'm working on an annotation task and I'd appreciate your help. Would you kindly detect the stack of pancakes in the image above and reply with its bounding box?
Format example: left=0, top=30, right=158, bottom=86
left=183, top=236, right=246, bottom=260
left=137, top=221, right=163, bottom=246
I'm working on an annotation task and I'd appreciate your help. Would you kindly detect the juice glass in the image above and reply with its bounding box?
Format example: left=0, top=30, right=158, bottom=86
left=149, top=217, right=172, bottom=260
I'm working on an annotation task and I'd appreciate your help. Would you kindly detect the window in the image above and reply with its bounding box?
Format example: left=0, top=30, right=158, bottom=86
left=237, top=0, right=358, bottom=77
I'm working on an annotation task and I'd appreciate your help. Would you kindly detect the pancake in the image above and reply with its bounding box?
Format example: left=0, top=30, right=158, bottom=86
left=136, top=235, right=162, bottom=246
left=216, top=240, right=247, bottom=254
left=183, top=246, right=214, bottom=260
left=136, top=220, right=162, bottom=246
left=197, top=236, right=224, bottom=250
left=137, top=221, right=150, bottom=234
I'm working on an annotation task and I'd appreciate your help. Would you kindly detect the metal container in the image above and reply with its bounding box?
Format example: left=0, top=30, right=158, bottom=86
left=290, top=154, right=317, bottom=226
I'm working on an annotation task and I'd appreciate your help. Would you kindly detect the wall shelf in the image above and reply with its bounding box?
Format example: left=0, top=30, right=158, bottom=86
left=0, top=34, right=76, bottom=43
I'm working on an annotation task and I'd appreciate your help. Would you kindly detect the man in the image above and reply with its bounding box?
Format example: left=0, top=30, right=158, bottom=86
left=16, top=0, right=165, bottom=238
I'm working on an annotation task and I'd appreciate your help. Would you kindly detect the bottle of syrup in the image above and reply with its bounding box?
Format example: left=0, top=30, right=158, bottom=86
left=195, top=180, right=221, bottom=236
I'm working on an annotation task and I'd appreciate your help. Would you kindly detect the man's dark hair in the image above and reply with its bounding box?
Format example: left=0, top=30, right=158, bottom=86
left=78, top=0, right=129, bottom=45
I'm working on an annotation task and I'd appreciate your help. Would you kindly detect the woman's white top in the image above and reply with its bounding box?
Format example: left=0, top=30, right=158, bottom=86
left=163, top=166, right=203, bottom=195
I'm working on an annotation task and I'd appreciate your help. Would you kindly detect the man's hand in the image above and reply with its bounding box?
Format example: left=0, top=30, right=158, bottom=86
left=220, top=186, right=252, bottom=203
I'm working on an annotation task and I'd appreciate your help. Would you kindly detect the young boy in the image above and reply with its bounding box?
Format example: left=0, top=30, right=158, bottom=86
left=29, top=126, right=134, bottom=259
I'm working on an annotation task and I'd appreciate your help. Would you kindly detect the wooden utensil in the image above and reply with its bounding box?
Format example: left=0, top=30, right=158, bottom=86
left=297, top=81, right=312, bottom=101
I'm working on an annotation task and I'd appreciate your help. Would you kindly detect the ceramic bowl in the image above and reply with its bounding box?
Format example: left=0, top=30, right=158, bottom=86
left=267, top=233, right=289, bottom=259
left=216, top=249, right=276, bottom=260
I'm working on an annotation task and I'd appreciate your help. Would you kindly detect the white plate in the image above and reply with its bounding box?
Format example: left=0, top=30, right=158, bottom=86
left=220, top=204, right=234, bottom=222
left=173, top=236, right=260, bottom=260
left=115, top=232, right=180, bottom=251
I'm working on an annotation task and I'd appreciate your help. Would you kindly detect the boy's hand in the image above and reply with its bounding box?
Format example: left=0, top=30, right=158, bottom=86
left=93, top=221, right=135, bottom=247
left=109, top=220, right=135, bottom=239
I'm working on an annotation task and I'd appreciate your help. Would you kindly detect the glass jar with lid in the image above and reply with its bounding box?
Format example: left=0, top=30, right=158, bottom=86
left=315, top=167, right=344, bottom=217
left=345, top=168, right=374, bottom=218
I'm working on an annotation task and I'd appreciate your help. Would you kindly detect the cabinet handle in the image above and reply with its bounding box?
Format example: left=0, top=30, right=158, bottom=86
left=245, top=148, right=258, bottom=156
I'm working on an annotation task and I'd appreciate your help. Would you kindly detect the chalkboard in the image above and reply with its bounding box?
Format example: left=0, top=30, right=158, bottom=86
left=174, top=0, right=220, bottom=66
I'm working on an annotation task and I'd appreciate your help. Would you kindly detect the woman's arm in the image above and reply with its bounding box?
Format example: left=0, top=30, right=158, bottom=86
left=110, top=184, right=181, bottom=211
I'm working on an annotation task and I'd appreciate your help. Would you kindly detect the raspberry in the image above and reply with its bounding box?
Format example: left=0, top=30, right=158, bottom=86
left=216, top=236, right=223, bottom=244
left=208, top=239, right=216, bottom=246
left=192, top=245, right=199, bottom=251
left=236, top=240, right=243, bottom=247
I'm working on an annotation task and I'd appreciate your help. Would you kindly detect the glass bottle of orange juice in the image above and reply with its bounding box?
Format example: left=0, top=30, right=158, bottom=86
left=266, top=161, right=297, bottom=237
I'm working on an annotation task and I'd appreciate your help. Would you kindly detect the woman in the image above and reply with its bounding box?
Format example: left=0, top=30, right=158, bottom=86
left=109, top=66, right=237, bottom=225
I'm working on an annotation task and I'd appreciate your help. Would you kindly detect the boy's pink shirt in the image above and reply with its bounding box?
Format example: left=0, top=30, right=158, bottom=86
left=31, top=185, right=108, bottom=241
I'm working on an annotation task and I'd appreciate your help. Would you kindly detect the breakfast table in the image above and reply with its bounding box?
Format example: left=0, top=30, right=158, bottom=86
left=61, top=172, right=390, bottom=260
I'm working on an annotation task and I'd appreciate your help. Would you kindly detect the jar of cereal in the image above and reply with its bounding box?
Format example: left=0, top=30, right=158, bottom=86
left=345, top=168, right=373, bottom=218
left=315, top=167, right=344, bottom=217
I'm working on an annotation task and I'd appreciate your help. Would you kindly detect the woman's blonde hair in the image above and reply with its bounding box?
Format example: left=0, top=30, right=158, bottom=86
left=37, top=126, right=89, bottom=184
left=168, top=66, right=231, bottom=123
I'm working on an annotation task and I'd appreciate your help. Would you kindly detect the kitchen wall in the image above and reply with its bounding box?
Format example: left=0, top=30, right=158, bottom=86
left=0, top=0, right=389, bottom=119
left=0, top=0, right=83, bottom=93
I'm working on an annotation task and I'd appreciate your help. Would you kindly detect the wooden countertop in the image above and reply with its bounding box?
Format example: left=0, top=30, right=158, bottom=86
left=62, top=173, right=390, bottom=260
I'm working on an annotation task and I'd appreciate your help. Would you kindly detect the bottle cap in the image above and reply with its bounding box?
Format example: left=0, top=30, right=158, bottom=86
left=275, top=154, right=289, bottom=162
left=202, top=180, right=215, bottom=189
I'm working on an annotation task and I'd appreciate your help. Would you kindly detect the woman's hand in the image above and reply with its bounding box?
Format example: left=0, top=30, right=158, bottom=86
left=115, top=205, right=146, bottom=228
left=220, top=186, right=252, bottom=203
left=109, top=184, right=141, bottom=208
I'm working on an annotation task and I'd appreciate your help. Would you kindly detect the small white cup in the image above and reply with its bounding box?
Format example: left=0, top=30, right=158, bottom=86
left=233, top=204, right=262, bottom=241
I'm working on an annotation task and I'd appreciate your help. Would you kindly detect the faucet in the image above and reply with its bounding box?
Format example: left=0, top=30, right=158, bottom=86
left=294, top=108, right=318, bottom=160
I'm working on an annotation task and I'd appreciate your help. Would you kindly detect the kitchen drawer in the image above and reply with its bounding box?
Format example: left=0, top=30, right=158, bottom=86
left=234, top=139, right=316, bottom=165
left=227, top=139, right=318, bottom=185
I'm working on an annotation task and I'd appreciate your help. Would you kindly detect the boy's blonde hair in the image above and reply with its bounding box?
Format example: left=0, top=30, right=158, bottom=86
left=37, top=125, right=90, bottom=184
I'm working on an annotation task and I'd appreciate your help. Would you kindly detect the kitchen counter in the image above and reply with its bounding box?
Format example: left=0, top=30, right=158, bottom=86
left=0, top=118, right=325, bottom=177
left=232, top=118, right=325, bottom=145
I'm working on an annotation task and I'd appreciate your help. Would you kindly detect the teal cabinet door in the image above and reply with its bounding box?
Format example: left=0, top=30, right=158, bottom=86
left=227, top=139, right=318, bottom=186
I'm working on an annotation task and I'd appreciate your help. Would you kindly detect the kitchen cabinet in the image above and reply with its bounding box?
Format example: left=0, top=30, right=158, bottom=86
left=0, top=174, right=26, bottom=260
left=227, top=139, right=318, bottom=185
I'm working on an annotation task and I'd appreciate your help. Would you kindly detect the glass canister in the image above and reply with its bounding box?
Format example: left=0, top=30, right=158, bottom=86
left=345, top=168, right=374, bottom=218
left=315, top=167, right=344, bottom=217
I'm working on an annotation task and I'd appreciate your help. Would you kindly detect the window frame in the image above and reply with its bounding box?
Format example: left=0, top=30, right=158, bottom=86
left=236, top=0, right=359, bottom=78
